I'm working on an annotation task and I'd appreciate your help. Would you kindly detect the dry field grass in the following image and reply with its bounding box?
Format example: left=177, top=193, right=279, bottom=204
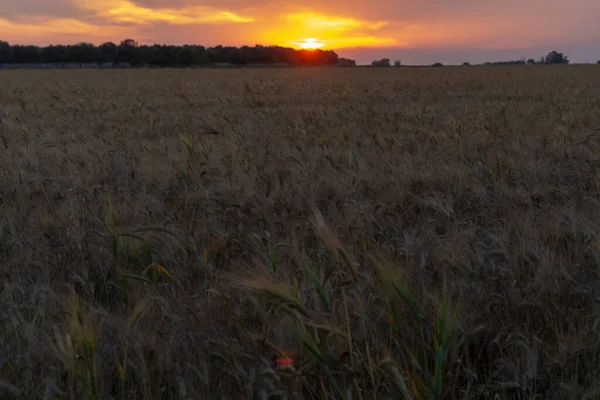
left=2, top=65, right=600, bottom=399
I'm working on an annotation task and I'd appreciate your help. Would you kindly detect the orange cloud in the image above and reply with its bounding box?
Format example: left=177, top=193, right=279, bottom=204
left=80, top=0, right=254, bottom=25
left=327, top=36, right=398, bottom=48
left=2, top=0, right=600, bottom=57
left=287, top=12, right=388, bottom=32
left=0, top=17, right=136, bottom=41
left=261, top=12, right=396, bottom=49
left=1, top=0, right=255, bottom=45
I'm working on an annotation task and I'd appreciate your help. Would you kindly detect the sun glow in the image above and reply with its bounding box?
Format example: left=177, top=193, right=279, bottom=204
left=260, top=12, right=396, bottom=50
left=298, top=38, right=325, bottom=49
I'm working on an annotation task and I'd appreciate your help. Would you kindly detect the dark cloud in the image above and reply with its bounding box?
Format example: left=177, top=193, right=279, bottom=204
left=2, top=0, right=86, bottom=19
left=128, top=0, right=346, bottom=16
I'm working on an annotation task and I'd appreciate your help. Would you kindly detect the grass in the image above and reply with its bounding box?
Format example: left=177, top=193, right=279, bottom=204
left=1, top=65, right=600, bottom=399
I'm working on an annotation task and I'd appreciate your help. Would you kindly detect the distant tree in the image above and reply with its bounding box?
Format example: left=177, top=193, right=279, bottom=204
left=25, top=45, right=41, bottom=63
left=193, top=45, right=207, bottom=65
left=99, top=42, right=118, bottom=63
left=0, top=40, right=343, bottom=68
left=597, top=60, right=600, bottom=64
left=337, top=57, right=356, bottom=67
left=12, top=45, right=41, bottom=63
left=394, top=60, right=402, bottom=67
left=0, top=41, right=12, bottom=63
left=41, top=45, right=67, bottom=63
left=177, top=45, right=201, bottom=66
left=527, top=58, right=536, bottom=65
left=432, top=62, right=443, bottom=67
left=65, top=42, right=96, bottom=64
left=462, top=62, right=471, bottom=66
left=371, top=58, right=390, bottom=67
left=209, top=45, right=224, bottom=63
left=198, top=51, right=211, bottom=65
left=118, top=39, right=140, bottom=65
left=135, top=45, right=153, bottom=66
left=239, top=45, right=260, bottom=64
left=484, top=59, right=526, bottom=66
left=121, top=39, right=138, bottom=48
left=147, top=45, right=179, bottom=66
left=227, top=48, right=247, bottom=65
left=544, top=50, right=569, bottom=64
left=321, top=50, right=339, bottom=65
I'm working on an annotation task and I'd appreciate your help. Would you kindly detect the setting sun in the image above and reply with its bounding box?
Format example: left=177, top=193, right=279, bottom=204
left=298, top=38, right=325, bottom=49
left=258, top=12, right=395, bottom=52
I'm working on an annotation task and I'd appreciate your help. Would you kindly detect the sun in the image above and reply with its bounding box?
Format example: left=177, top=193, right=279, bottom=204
left=298, top=38, right=325, bottom=50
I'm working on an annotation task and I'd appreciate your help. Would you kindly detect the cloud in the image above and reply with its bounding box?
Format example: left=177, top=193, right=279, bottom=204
left=258, top=12, right=396, bottom=49
left=1, top=0, right=85, bottom=20
left=79, top=0, right=254, bottom=24
left=2, top=0, right=255, bottom=45
left=1, top=0, right=598, bottom=57
left=286, top=12, right=388, bottom=32
left=0, top=16, right=138, bottom=44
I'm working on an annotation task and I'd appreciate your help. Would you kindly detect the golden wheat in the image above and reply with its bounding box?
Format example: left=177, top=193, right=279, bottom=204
left=1, top=65, right=600, bottom=399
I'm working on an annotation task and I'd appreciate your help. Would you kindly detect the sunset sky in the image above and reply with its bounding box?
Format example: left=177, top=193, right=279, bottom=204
left=2, top=0, right=599, bottom=64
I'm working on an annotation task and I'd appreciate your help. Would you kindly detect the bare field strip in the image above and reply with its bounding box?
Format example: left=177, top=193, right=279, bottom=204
left=2, top=66, right=600, bottom=399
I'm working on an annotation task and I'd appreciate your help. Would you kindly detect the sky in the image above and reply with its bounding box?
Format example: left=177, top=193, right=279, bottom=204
left=1, top=0, right=599, bottom=64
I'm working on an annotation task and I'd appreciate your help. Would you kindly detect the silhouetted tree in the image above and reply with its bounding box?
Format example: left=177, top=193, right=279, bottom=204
left=371, top=58, right=390, bottom=67
left=432, top=62, right=443, bottom=67
left=225, top=47, right=247, bottom=65
left=145, top=45, right=178, bottom=66
left=65, top=42, right=97, bottom=64
left=462, top=62, right=471, bottom=66
left=99, top=42, right=118, bottom=63
left=118, top=39, right=140, bottom=65
left=12, top=45, right=41, bottom=63
left=177, top=45, right=201, bottom=66
left=484, top=60, right=526, bottom=66
left=40, top=45, right=67, bottom=63
left=544, top=50, right=569, bottom=64
left=0, top=40, right=342, bottom=67
left=0, top=41, right=12, bottom=63
left=527, top=58, right=536, bottom=65
left=337, top=57, right=356, bottom=67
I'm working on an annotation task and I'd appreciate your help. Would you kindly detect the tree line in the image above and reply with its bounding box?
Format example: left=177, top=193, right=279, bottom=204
left=370, top=51, right=574, bottom=67
left=486, top=51, right=570, bottom=65
left=1, top=40, right=588, bottom=68
left=0, top=39, right=346, bottom=66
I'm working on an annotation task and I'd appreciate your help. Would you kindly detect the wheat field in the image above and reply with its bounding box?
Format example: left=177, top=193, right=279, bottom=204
left=2, top=66, right=600, bottom=399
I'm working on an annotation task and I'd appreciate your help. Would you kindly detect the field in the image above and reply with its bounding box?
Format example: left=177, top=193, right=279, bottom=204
left=2, top=65, right=600, bottom=399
